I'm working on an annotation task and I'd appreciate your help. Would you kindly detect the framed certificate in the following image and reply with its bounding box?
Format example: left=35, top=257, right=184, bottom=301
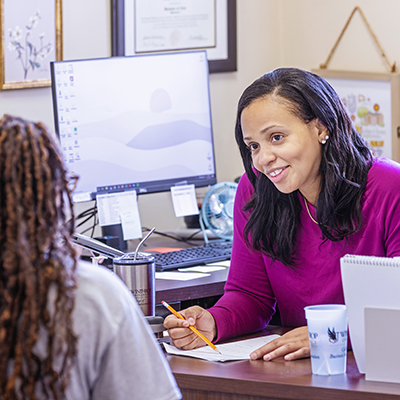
left=111, top=0, right=237, bottom=73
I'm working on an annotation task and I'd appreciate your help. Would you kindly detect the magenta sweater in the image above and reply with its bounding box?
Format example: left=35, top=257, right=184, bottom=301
left=208, top=158, right=400, bottom=342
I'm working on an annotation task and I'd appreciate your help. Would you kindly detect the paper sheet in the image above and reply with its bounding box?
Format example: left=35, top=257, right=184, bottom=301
left=206, top=260, right=231, bottom=268
left=96, top=191, right=142, bottom=240
left=155, top=271, right=211, bottom=280
left=178, top=266, right=226, bottom=273
left=163, top=334, right=281, bottom=362
left=170, top=184, right=199, bottom=217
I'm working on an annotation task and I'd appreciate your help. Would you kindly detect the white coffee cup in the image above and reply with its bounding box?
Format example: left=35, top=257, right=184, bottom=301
left=304, top=304, right=348, bottom=375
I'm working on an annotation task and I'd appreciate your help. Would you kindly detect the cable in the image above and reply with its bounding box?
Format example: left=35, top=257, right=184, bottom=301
left=73, top=201, right=98, bottom=238
left=76, top=213, right=96, bottom=228
left=90, top=200, right=98, bottom=237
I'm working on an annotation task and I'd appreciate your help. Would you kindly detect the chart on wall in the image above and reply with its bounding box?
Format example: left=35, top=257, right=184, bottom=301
left=326, top=78, right=392, bottom=158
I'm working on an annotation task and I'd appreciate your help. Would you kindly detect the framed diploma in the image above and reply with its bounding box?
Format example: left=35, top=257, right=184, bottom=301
left=111, top=0, right=237, bottom=73
left=314, top=69, right=400, bottom=163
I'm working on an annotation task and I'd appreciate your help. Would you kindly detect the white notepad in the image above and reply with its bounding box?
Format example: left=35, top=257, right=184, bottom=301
left=340, top=255, right=400, bottom=377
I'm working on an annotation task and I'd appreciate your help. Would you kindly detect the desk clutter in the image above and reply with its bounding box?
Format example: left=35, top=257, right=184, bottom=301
left=73, top=231, right=232, bottom=272
left=75, top=231, right=400, bottom=384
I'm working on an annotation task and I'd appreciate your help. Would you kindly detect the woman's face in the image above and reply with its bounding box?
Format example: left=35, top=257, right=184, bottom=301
left=241, top=95, right=328, bottom=205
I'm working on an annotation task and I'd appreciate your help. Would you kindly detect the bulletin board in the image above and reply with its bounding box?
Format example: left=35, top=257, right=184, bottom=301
left=314, top=69, right=400, bottom=163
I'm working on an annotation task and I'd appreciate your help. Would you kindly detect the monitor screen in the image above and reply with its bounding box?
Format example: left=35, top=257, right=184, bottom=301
left=50, top=50, right=217, bottom=203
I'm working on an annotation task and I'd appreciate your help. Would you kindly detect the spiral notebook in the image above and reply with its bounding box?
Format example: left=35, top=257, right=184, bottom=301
left=340, top=255, right=400, bottom=381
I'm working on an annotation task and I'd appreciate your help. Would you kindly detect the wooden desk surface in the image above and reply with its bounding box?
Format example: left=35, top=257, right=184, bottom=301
left=166, top=326, right=400, bottom=400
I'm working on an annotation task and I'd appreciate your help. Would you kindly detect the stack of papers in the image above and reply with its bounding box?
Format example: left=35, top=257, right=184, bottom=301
left=163, top=334, right=281, bottom=362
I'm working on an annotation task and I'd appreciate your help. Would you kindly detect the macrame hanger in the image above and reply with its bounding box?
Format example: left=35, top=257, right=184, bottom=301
left=320, top=6, right=396, bottom=73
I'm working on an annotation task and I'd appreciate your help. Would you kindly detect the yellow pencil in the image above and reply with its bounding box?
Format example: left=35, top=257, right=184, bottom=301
left=161, top=300, right=221, bottom=354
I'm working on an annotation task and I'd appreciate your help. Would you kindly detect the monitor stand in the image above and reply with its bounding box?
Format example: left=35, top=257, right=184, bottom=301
left=100, top=223, right=127, bottom=252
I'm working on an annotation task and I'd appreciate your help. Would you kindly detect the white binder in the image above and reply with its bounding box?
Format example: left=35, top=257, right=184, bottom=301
left=340, top=255, right=400, bottom=381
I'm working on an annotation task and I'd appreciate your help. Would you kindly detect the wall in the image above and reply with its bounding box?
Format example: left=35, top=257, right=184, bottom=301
left=2, top=0, right=278, bottom=233
left=135, top=0, right=280, bottom=232
left=279, top=0, right=400, bottom=73
left=1, top=0, right=399, bottom=234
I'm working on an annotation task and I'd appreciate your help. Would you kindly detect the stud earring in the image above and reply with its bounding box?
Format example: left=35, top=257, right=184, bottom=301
left=321, top=135, right=329, bottom=145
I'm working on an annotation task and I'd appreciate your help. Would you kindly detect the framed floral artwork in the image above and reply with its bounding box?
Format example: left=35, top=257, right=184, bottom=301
left=0, top=0, right=62, bottom=90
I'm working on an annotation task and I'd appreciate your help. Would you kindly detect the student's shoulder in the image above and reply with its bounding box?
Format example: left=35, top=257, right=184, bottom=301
left=75, top=261, right=136, bottom=311
left=76, top=260, right=117, bottom=286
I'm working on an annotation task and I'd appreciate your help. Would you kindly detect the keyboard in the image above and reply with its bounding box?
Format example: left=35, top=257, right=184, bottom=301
left=152, top=241, right=232, bottom=272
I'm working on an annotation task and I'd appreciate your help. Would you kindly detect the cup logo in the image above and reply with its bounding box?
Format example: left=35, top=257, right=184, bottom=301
left=327, top=327, right=348, bottom=343
left=132, top=288, right=152, bottom=305
left=328, top=327, right=339, bottom=343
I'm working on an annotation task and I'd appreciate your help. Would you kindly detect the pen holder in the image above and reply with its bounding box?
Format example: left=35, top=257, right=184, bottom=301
left=113, top=253, right=155, bottom=317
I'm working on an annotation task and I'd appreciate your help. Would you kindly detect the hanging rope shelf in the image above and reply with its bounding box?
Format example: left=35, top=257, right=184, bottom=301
left=319, top=6, right=396, bottom=73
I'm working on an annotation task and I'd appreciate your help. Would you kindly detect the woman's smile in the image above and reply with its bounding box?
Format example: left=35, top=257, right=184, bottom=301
left=267, top=166, right=289, bottom=182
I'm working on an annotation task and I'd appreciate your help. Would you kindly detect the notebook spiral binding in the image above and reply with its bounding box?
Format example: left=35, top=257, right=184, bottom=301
left=343, top=254, right=400, bottom=267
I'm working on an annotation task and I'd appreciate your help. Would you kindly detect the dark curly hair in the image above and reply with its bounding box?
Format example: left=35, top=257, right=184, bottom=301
left=235, top=68, right=373, bottom=266
left=0, top=115, right=78, bottom=399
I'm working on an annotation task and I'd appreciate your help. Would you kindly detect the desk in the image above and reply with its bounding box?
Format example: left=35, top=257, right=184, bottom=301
left=156, top=267, right=229, bottom=305
left=166, top=326, right=400, bottom=400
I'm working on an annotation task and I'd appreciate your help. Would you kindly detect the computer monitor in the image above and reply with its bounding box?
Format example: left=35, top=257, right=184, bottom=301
left=50, top=50, right=217, bottom=204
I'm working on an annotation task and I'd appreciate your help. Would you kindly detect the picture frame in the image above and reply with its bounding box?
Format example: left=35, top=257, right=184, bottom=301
left=111, top=0, right=237, bottom=73
left=0, top=0, right=62, bottom=90
left=314, top=69, right=400, bottom=163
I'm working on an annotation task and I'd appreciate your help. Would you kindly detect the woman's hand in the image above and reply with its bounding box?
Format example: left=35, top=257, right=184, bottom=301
left=250, top=326, right=310, bottom=361
left=163, top=305, right=217, bottom=350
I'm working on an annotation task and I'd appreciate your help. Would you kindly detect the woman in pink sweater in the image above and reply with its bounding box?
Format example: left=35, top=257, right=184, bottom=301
left=164, top=68, right=400, bottom=362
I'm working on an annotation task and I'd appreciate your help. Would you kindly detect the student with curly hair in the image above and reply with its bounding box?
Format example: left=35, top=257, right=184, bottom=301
left=0, top=115, right=181, bottom=400
left=164, top=68, right=400, bottom=362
